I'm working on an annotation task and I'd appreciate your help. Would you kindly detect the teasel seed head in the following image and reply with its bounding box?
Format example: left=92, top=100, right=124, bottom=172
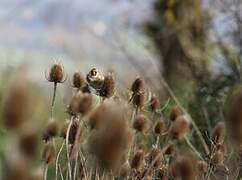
left=79, top=93, right=92, bottom=115
left=197, top=160, right=208, bottom=174
left=133, top=115, right=149, bottom=133
left=170, top=115, right=190, bottom=139
left=3, top=81, right=31, bottom=129
left=211, top=149, right=224, bottom=165
left=148, top=148, right=161, bottom=168
left=131, top=77, right=144, bottom=93
left=212, top=122, right=226, bottom=145
left=131, top=149, right=145, bottom=170
left=47, top=63, right=65, bottom=83
left=132, top=92, right=145, bottom=108
left=72, top=72, right=84, bottom=89
left=42, top=119, right=58, bottom=142
left=19, top=129, right=38, bottom=158
left=154, top=119, right=166, bottom=135
left=66, top=94, right=81, bottom=116
left=100, top=73, right=115, bottom=98
left=89, top=103, right=107, bottom=130
left=170, top=105, right=182, bottom=121
left=162, top=141, right=177, bottom=157
left=150, top=95, right=159, bottom=112
left=178, top=156, right=196, bottom=180
left=42, top=142, right=56, bottom=164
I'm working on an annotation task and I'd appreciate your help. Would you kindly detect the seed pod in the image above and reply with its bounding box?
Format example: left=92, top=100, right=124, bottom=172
left=89, top=104, right=107, bottom=130
left=19, top=130, right=38, bottom=158
left=3, top=82, right=31, bottom=129
left=179, top=156, right=196, bottom=180
left=132, top=92, right=145, bottom=109
left=48, top=64, right=64, bottom=83
left=42, top=142, right=56, bottom=164
left=162, top=142, right=176, bottom=156
left=42, top=119, right=58, bottom=142
left=154, top=120, right=166, bottom=135
left=67, top=94, right=81, bottom=116
left=131, top=150, right=145, bottom=170
left=133, top=115, right=149, bottom=133
left=100, top=73, right=115, bottom=98
left=150, top=96, right=159, bottom=112
left=148, top=148, right=161, bottom=168
left=170, top=105, right=182, bottom=121
left=211, top=150, right=224, bottom=165
left=170, top=116, right=189, bottom=139
left=79, top=93, right=92, bottom=115
left=212, top=122, right=226, bottom=145
left=72, top=72, right=84, bottom=89
left=131, top=77, right=144, bottom=93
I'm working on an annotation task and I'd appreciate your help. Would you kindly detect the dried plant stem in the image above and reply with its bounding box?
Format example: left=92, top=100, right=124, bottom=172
left=73, top=154, right=78, bottom=180
left=56, top=141, right=65, bottom=180
left=59, top=164, right=64, bottom=180
left=51, top=82, right=57, bottom=117
left=184, top=136, right=204, bottom=160
left=66, top=118, right=73, bottom=180
left=44, top=164, right=49, bottom=180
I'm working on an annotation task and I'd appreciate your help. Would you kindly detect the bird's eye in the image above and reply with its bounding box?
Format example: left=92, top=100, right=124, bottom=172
left=90, top=68, right=97, bottom=76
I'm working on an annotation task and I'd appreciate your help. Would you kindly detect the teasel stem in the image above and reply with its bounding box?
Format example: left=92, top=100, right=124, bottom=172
left=155, top=136, right=160, bottom=148
left=51, top=82, right=57, bottom=117
left=73, top=154, right=78, bottom=180
left=185, top=136, right=204, bottom=160
left=56, top=141, right=65, bottom=180
left=44, top=164, right=49, bottom=180
left=59, top=164, right=64, bottom=180
left=66, top=117, right=74, bottom=180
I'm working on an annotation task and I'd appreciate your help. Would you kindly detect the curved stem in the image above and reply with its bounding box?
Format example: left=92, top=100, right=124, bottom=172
left=66, top=118, right=73, bottom=180
left=185, top=136, right=204, bottom=160
left=55, top=141, right=65, bottom=180
left=44, top=164, right=49, bottom=180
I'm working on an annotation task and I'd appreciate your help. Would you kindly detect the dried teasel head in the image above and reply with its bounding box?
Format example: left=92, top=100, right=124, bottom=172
left=211, top=149, right=224, bottom=165
left=154, top=119, right=166, bottom=135
left=89, top=103, right=107, bottom=130
left=150, top=95, right=159, bottom=112
left=79, top=93, right=92, bottom=115
left=3, top=80, right=31, bottom=130
left=170, top=105, right=182, bottom=121
left=148, top=148, right=161, bottom=168
left=178, top=156, right=197, bottom=180
left=170, top=115, right=190, bottom=139
left=131, top=77, right=144, bottom=93
left=100, top=73, right=115, bottom=98
left=132, top=92, right=145, bottom=108
left=88, top=101, right=133, bottom=169
left=72, top=72, right=84, bottom=89
left=162, top=141, right=177, bottom=157
left=42, top=119, right=58, bottom=142
left=47, top=63, right=66, bottom=83
left=19, top=129, right=38, bottom=158
left=131, top=149, right=145, bottom=170
left=212, top=122, right=226, bottom=145
left=133, top=115, right=149, bottom=133
left=67, top=93, right=81, bottom=116
left=42, top=142, right=56, bottom=164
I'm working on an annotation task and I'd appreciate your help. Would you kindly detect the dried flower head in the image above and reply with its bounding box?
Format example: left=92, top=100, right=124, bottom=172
left=211, top=150, right=224, bottom=165
left=72, top=72, right=84, bottom=89
left=100, top=73, right=115, bottom=98
left=131, top=77, right=144, bottom=93
left=178, top=156, right=196, bottom=180
left=212, top=122, right=226, bottom=145
left=3, top=81, right=31, bottom=129
left=162, top=141, right=177, bottom=156
left=132, top=92, right=145, bottom=108
left=42, top=142, right=56, bottom=164
left=170, top=105, right=182, bottom=121
left=19, top=129, right=38, bottom=158
left=42, top=119, right=58, bottom=142
left=131, top=150, right=145, bottom=170
left=89, top=103, right=107, bottom=130
left=170, top=115, right=189, bottom=139
left=154, top=120, right=166, bottom=135
left=47, top=63, right=65, bottom=83
left=148, top=148, right=161, bottom=168
left=88, top=101, right=133, bottom=169
left=67, top=94, right=81, bottom=116
left=133, top=115, right=149, bottom=133
left=150, top=95, right=159, bottom=112
left=79, top=93, right=92, bottom=115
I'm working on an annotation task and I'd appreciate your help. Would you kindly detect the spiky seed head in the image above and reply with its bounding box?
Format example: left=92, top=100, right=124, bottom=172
left=42, top=119, right=58, bottom=142
left=212, top=122, right=226, bottom=145
left=79, top=93, right=92, bottom=115
left=133, top=115, right=149, bottom=133
left=170, top=115, right=189, bottom=139
left=154, top=120, right=166, bottom=135
left=131, top=77, right=144, bottom=93
left=211, top=150, right=224, bottom=165
left=132, top=92, right=145, bottom=108
left=148, top=148, right=161, bottom=168
left=66, top=94, right=81, bottom=116
left=131, top=150, right=145, bottom=170
left=178, top=156, right=196, bottom=180
left=42, top=142, right=56, bottom=164
left=72, top=72, right=84, bottom=89
left=100, top=73, right=115, bottom=98
left=89, top=104, right=107, bottom=130
left=150, top=96, right=159, bottom=112
left=48, top=64, right=64, bottom=83
left=162, top=141, right=176, bottom=156
left=170, top=105, right=182, bottom=121
left=19, top=130, right=38, bottom=158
